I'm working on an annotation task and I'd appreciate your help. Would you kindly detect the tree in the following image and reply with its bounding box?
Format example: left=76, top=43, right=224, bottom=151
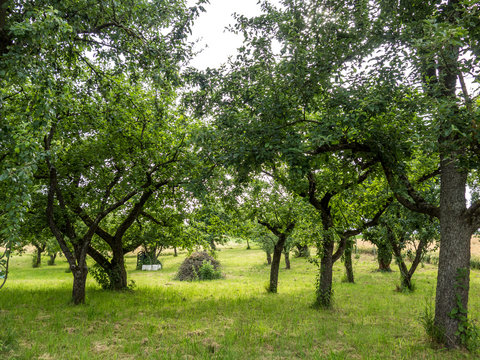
left=323, top=0, right=479, bottom=345
left=367, top=202, right=440, bottom=291
left=241, top=179, right=299, bottom=293
left=1, top=0, right=205, bottom=302
left=190, top=0, right=393, bottom=307
left=195, top=0, right=479, bottom=345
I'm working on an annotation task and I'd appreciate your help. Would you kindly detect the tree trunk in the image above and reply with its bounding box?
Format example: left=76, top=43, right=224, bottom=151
left=246, top=239, right=251, bottom=250
left=72, top=265, right=88, bottom=305
left=377, top=241, right=392, bottom=272
left=393, top=249, right=412, bottom=291
left=174, top=247, right=178, bottom=257
left=268, top=235, right=286, bottom=293
left=266, top=251, right=272, bottom=265
left=33, top=246, right=43, bottom=268
left=389, top=231, right=427, bottom=292
left=284, top=250, right=290, bottom=269
left=109, top=246, right=128, bottom=290
left=344, top=240, right=354, bottom=283
left=316, top=235, right=334, bottom=307
left=434, top=156, right=471, bottom=347
left=48, top=253, right=57, bottom=266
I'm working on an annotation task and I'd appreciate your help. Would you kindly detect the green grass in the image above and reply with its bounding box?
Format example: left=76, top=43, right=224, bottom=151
left=0, top=245, right=479, bottom=359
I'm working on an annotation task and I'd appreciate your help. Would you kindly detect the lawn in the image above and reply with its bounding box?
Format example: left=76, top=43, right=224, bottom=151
left=0, top=244, right=479, bottom=359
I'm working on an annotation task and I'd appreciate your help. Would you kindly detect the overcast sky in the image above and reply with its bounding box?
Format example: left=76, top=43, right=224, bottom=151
left=189, top=0, right=269, bottom=69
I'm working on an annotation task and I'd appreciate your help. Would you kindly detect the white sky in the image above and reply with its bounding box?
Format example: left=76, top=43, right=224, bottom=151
left=189, top=0, right=268, bottom=70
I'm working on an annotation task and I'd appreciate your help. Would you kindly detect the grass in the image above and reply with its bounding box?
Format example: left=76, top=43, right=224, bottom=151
left=0, top=244, right=479, bottom=359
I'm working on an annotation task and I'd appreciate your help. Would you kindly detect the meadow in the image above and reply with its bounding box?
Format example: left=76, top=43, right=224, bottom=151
left=0, top=243, right=479, bottom=359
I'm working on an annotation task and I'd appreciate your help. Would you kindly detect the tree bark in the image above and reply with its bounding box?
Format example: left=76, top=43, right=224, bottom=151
left=72, top=265, right=88, bottom=305
left=109, top=245, right=128, bottom=290
left=87, top=245, right=127, bottom=290
left=434, top=155, right=471, bottom=347
left=266, top=251, right=272, bottom=265
left=316, top=234, right=334, bottom=307
left=268, top=234, right=286, bottom=293
left=284, top=250, right=290, bottom=269
left=344, top=239, right=354, bottom=283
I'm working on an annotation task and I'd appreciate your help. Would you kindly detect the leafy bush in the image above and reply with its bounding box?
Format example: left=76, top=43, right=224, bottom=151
left=89, top=264, right=111, bottom=290
left=197, top=260, right=223, bottom=280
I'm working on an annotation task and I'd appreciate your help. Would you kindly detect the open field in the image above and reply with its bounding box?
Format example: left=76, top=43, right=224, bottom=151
left=1, top=245, right=479, bottom=359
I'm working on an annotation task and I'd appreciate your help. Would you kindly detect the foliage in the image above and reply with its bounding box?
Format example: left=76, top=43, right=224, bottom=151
left=89, top=264, right=112, bottom=290
left=1, top=0, right=208, bottom=298
left=89, top=263, right=135, bottom=291
left=450, top=268, right=480, bottom=351
left=196, top=260, right=223, bottom=281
